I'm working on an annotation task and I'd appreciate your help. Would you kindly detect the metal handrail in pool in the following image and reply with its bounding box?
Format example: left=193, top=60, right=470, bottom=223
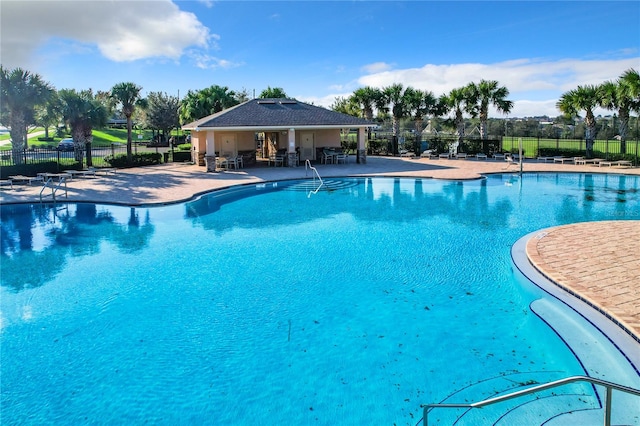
left=422, top=375, right=640, bottom=426
left=39, top=177, right=68, bottom=202
left=305, top=159, right=323, bottom=197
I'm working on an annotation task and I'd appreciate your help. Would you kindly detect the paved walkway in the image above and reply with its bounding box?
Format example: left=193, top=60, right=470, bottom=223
left=527, top=222, right=640, bottom=340
left=1, top=156, right=639, bottom=339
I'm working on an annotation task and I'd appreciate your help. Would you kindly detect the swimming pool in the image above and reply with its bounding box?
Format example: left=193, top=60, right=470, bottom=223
left=1, top=173, right=639, bottom=424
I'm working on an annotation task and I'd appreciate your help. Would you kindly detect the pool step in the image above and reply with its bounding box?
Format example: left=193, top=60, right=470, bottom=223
left=285, top=178, right=358, bottom=192
left=529, top=298, right=640, bottom=425
left=427, top=371, right=597, bottom=425
left=426, top=298, right=640, bottom=425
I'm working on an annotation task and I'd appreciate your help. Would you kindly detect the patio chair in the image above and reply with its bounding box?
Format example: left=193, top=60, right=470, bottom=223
left=335, top=152, right=348, bottom=164
left=216, top=157, right=229, bottom=169
left=322, top=149, right=335, bottom=164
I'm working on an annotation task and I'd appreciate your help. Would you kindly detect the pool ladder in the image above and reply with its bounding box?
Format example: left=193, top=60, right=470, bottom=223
left=40, top=177, right=68, bottom=202
left=305, top=159, right=323, bottom=197
left=422, top=375, right=640, bottom=425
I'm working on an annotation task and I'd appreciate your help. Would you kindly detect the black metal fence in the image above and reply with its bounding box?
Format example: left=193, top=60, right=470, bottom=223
left=0, top=144, right=178, bottom=178
left=364, top=132, right=639, bottom=165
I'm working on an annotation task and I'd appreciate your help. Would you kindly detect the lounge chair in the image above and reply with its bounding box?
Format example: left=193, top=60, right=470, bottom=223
left=455, top=153, right=467, bottom=160
left=9, top=174, right=44, bottom=185
left=537, top=156, right=554, bottom=162
left=66, top=169, right=97, bottom=178
left=553, top=156, right=572, bottom=164
left=503, top=154, right=518, bottom=170
left=88, top=167, right=117, bottom=175
left=438, top=153, right=450, bottom=159
left=493, top=153, right=506, bottom=161
left=0, top=179, right=13, bottom=189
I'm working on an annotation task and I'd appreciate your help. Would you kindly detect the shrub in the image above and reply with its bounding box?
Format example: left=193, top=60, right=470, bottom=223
left=177, top=143, right=191, bottom=151
left=105, top=152, right=162, bottom=167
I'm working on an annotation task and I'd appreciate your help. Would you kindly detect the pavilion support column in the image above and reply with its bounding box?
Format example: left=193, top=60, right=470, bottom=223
left=357, top=127, right=367, bottom=164
left=204, top=131, right=217, bottom=172
left=287, top=128, right=297, bottom=167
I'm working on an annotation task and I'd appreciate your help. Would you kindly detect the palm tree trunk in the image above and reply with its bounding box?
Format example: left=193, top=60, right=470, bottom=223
left=126, top=116, right=133, bottom=164
left=585, top=112, right=596, bottom=157
left=618, top=109, right=629, bottom=155
left=392, top=117, right=399, bottom=155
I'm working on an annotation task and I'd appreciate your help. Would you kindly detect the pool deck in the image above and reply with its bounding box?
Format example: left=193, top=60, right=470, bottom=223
left=1, top=156, right=639, bottom=340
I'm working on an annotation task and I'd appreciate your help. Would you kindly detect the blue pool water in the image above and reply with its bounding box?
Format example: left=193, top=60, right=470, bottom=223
left=1, top=173, right=639, bottom=425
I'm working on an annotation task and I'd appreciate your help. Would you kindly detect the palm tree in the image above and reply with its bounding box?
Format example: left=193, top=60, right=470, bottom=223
left=598, top=69, right=640, bottom=154
left=110, top=82, right=144, bottom=164
left=557, top=85, right=599, bottom=157
left=351, top=86, right=381, bottom=121
left=404, top=87, right=438, bottom=153
left=0, top=66, right=53, bottom=160
left=59, top=89, right=107, bottom=167
left=179, top=85, right=239, bottom=124
left=381, top=83, right=410, bottom=155
left=439, top=85, right=477, bottom=153
left=469, top=80, right=513, bottom=140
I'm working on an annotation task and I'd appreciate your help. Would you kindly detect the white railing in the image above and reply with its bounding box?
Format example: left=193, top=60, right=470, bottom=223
left=305, top=159, right=323, bottom=197
left=40, top=177, right=68, bottom=202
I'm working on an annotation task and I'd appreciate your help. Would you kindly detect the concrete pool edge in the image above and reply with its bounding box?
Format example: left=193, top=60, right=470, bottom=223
left=511, top=231, right=640, bottom=376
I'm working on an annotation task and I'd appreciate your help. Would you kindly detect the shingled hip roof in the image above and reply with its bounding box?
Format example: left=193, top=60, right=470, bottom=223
left=182, top=98, right=373, bottom=130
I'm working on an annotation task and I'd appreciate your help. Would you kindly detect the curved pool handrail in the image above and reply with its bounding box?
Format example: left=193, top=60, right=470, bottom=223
left=421, top=375, right=640, bottom=426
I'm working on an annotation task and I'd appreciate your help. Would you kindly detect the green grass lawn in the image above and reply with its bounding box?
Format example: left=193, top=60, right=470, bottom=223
left=0, top=127, right=156, bottom=150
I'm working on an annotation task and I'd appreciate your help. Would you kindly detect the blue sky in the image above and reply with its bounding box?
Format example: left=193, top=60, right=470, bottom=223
left=2, top=1, right=639, bottom=117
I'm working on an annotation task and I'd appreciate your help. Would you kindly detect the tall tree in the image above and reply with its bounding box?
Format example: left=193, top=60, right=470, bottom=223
left=404, top=87, right=438, bottom=147
left=330, top=96, right=360, bottom=116
left=0, top=66, right=53, bottom=160
left=350, top=86, right=381, bottom=121
left=58, top=89, right=107, bottom=167
left=440, top=85, right=477, bottom=153
left=469, top=80, right=513, bottom=140
left=380, top=83, right=410, bottom=155
left=144, top=91, right=180, bottom=144
left=259, top=86, right=288, bottom=98
left=35, top=91, right=62, bottom=140
left=179, top=85, right=239, bottom=124
left=557, top=85, right=599, bottom=157
left=110, top=82, right=144, bottom=164
left=598, top=68, right=640, bottom=154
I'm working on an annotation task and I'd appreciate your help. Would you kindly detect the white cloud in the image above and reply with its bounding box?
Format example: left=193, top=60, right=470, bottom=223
left=1, top=0, right=212, bottom=66
left=354, top=56, right=640, bottom=117
left=361, top=62, right=393, bottom=74
left=188, top=51, right=243, bottom=70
